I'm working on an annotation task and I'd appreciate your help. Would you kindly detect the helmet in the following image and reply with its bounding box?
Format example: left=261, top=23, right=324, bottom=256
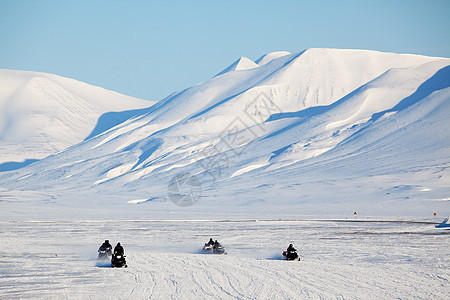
left=105, top=240, right=109, bottom=243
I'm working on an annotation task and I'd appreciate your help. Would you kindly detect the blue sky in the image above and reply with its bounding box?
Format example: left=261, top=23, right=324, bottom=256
left=1, top=0, right=449, bottom=101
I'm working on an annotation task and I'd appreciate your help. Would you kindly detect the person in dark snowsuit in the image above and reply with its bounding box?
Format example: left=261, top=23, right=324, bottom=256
left=208, top=238, right=214, bottom=245
left=114, top=242, right=124, bottom=255
left=112, top=242, right=127, bottom=267
left=285, top=244, right=298, bottom=260
left=287, top=244, right=296, bottom=252
left=99, top=240, right=112, bottom=251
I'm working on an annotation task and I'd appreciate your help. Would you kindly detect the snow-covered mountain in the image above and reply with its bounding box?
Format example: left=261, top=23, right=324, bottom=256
left=1, top=49, right=449, bottom=219
left=0, top=69, right=154, bottom=169
left=215, top=57, right=259, bottom=76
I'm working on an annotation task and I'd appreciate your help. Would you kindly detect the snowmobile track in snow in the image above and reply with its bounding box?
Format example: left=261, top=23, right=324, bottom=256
left=0, top=219, right=448, bottom=299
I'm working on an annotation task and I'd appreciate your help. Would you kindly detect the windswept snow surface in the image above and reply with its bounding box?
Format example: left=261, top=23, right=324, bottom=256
left=0, top=48, right=450, bottom=219
left=0, top=69, right=154, bottom=167
left=0, top=220, right=448, bottom=299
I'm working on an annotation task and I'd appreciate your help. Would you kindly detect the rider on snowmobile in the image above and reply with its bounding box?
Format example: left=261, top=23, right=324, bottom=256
left=99, top=240, right=112, bottom=251
left=284, top=243, right=299, bottom=260
left=287, top=244, right=296, bottom=252
left=207, top=238, right=214, bottom=245
left=112, top=242, right=127, bottom=267
left=114, top=242, right=124, bottom=255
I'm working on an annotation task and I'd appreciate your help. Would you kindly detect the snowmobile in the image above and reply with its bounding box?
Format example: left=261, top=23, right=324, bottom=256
left=202, top=243, right=214, bottom=252
left=435, top=217, right=450, bottom=229
left=97, top=247, right=112, bottom=260
left=213, top=244, right=226, bottom=255
left=111, top=253, right=127, bottom=268
left=282, top=250, right=300, bottom=261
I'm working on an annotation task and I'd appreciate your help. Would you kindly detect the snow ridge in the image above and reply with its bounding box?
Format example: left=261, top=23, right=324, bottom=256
left=215, top=57, right=259, bottom=77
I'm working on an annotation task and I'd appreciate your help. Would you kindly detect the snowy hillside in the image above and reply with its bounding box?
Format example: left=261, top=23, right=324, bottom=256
left=1, top=49, right=449, bottom=219
left=0, top=69, right=154, bottom=169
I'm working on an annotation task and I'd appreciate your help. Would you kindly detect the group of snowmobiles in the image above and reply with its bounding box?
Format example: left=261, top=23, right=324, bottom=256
left=97, top=240, right=127, bottom=268
left=202, top=238, right=300, bottom=261
left=97, top=218, right=449, bottom=266
left=98, top=238, right=299, bottom=267
left=202, top=238, right=227, bottom=254
left=96, top=217, right=450, bottom=267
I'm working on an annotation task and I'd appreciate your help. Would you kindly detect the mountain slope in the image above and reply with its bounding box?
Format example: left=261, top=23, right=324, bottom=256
left=0, top=69, right=154, bottom=167
left=1, top=49, right=449, bottom=219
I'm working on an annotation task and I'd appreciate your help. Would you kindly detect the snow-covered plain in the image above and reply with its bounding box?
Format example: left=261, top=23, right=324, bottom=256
left=0, top=219, right=448, bottom=299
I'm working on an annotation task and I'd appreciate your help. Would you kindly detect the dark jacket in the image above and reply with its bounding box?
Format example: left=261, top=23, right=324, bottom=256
left=114, top=243, right=124, bottom=255
left=287, top=245, right=296, bottom=252
left=99, top=242, right=112, bottom=251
